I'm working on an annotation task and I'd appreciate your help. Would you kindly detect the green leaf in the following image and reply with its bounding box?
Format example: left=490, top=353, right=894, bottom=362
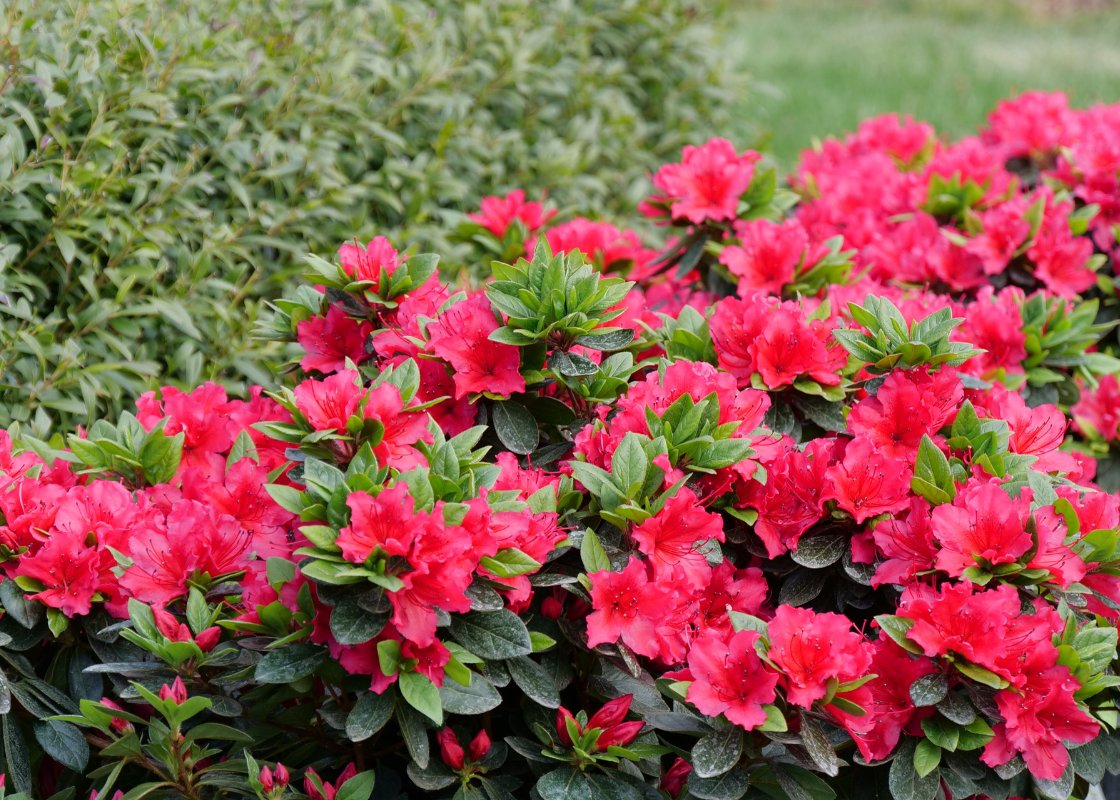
left=874, top=615, right=921, bottom=654
left=889, top=740, right=940, bottom=800
left=346, top=692, right=395, bottom=742
left=254, top=644, right=325, bottom=683
left=398, top=671, right=443, bottom=724
left=536, top=768, right=642, bottom=800
left=480, top=548, right=542, bottom=578
left=728, top=611, right=768, bottom=636
left=953, top=660, right=1010, bottom=689
left=34, top=719, right=89, bottom=772
left=396, top=702, right=431, bottom=769
left=580, top=528, right=611, bottom=574
left=334, top=770, right=376, bottom=800
left=330, top=599, right=387, bottom=646
left=140, top=430, right=184, bottom=485
left=0, top=580, right=43, bottom=629
left=226, top=429, right=260, bottom=469
left=265, top=484, right=304, bottom=514
left=790, top=533, right=847, bottom=569
left=575, top=329, right=635, bottom=351
left=686, top=766, right=751, bottom=800
left=920, top=716, right=960, bottom=752
left=2, top=716, right=32, bottom=794
left=183, top=722, right=255, bottom=743
left=913, top=740, right=941, bottom=779
left=691, top=726, right=744, bottom=779
left=492, top=400, right=538, bottom=455
left=506, top=656, right=560, bottom=709
left=449, top=611, right=532, bottom=660
left=799, top=715, right=840, bottom=777
left=438, top=673, right=502, bottom=715
left=909, top=673, right=949, bottom=707
left=911, top=435, right=955, bottom=505
left=266, top=557, right=297, bottom=589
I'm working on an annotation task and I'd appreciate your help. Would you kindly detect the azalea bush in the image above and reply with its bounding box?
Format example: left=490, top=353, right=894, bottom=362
left=0, top=92, right=1120, bottom=800
left=0, top=0, right=729, bottom=436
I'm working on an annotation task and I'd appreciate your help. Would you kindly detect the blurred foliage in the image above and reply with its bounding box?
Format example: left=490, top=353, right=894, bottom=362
left=0, top=0, right=730, bottom=435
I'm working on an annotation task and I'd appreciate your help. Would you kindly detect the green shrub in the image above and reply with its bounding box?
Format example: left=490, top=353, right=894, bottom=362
left=0, top=0, right=730, bottom=435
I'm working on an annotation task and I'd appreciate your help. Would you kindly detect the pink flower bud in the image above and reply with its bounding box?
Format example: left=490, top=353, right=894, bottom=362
left=555, top=707, right=579, bottom=747
left=540, top=594, right=564, bottom=619
left=152, top=607, right=190, bottom=642
left=194, top=626, right=221, bottom=652
left=596, top=720, right=644, bottom=750
left=436, top=728, right=465, bottom=770
left=158, top=676, right=187, bottom=704
left=467, top=729, right=491, bottom=762
left=660, top=757, right=692, bottom=798
left=588, top=694, right=632, bottom=730
left=99, top=697, right=132, bottom=733
left=273, top=763, right=290, bottom=788
left=259, top=766, right=274, bottom=793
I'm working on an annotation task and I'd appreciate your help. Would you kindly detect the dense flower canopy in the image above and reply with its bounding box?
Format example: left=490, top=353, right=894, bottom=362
left=1, top=92, right=1119, bottom=800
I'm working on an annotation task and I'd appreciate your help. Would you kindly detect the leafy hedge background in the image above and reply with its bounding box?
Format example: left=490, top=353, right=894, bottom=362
left=0, top=0, right=730, bottom=435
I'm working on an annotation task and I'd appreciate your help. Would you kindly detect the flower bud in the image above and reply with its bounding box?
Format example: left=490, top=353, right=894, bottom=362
left=436, top=727, right=465, bottom=770
left=660, top=757, right=692, bottom=798
left=158, top=676, right=187, bottom=704
left=587, top=694, right=632, bottom=730
left=467, top=729, right=491, bottom=762
left=99, top=697, right=132, bottom=733
left=152, top=607, right=190, bottom=642
left=273, top=763, right=290, bottom=788
left=259, top=766, right=274, bottom=793
left=555, top=707, right=579, bottom=747
left=194, top=625, right=221, bottom=652
left=596, top=720, right=644, bottom=750
left=540, top=594, right=564, bottom=619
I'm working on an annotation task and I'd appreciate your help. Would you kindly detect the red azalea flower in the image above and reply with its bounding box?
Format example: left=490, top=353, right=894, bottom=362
left=720, top=218, right=808, bottom=295
left=470, top=190, right=553, bottom=238
left=982, top=666, right=1097, bottom=781
left=339, top=236, right=400, bottom=287
left=738, top=437, right=828, bottom=557
left=545, top=218, right=655, bottom=273
left=847, top=367, right=962, bottom=459
left=631, top=487, right=724, bottom=589
left=871, top=497, right=938, bottom=587
left=337, top=485, right=418, bottom=562
left=898, top=582, right=1063, bottom=688
left=696, top=562, right=768, bottom=632
left=768, top=605, right=871, bottom=708
left=931, top=480, right=1033, bottom=577
left=822, top=437, right=911, bottom=523
left=155, top=383, right=236, bottom=477
left=297, top=306, right=373, bottom=375
left=648, top=138, right=760, bottom=224
left=426, top=294, right=524, bottom=399
left=1071, top=374, right=1120, bottom=441
left=685, top=627, right=777, bottom=729
left=828, top=638, right=938, bottom=762
left=984, top=91, right=1074, bottom=159
left=955, top=287, right=1027, bottom=378
left=388, top=512, right=474, bottom=648
left=362, top=383, right=431, bottom=468
left=585, top=557, right=672, bottom=659
left=293, top=370, right=364, bottom=433
left=17, top=530, right=110, bottom=617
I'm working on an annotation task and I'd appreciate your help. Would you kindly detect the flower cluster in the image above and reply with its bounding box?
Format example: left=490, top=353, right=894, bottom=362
left=0, top=92, right=1118, bottom=800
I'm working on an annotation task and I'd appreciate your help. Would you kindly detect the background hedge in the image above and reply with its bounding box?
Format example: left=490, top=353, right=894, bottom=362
left=0, top=0, right=730, bottom=435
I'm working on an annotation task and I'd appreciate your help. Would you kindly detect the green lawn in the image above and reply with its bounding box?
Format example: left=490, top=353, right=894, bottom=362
left=723, top=0, right=1120, bottom=167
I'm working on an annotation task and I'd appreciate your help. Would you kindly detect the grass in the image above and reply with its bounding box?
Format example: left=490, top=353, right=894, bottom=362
left=722, top=0, right=1120, bottom=167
